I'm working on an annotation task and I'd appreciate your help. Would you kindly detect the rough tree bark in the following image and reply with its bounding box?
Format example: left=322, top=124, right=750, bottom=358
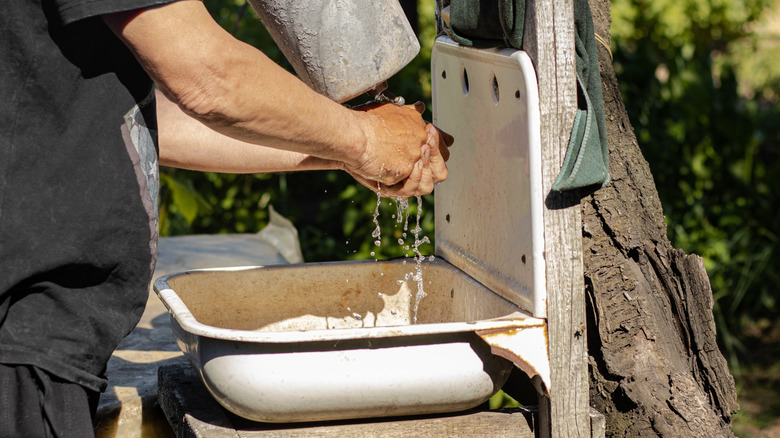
left=583, top=0, right=740, bottom=436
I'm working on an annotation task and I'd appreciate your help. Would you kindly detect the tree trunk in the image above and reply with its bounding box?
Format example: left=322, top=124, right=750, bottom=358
left=583, top=1, right=740, bottom=436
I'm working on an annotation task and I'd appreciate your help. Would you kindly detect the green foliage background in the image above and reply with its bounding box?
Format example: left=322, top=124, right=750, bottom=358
left=160, top=0, right=780, bottom=381
left=610, top=0, right=780, bottom=375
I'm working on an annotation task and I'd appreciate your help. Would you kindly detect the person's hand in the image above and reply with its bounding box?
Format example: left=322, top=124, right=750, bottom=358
left=345, top=101, right=453, bottom=197
left=347, top=100, right=427, bottom=186
left=347, top=123, right=453, bottom=198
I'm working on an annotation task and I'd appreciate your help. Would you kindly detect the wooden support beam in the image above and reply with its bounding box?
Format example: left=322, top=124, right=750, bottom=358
left=433, top=1, right=591, bottom=435
left=523, top=1, right=591, bottom=437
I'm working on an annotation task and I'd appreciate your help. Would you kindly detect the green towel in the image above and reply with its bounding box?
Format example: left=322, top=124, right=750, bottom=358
left=553, top=0, right=609, bottom=191
left=449, top=0, right=525, bottom=49
left=447, top=0, right=609, bottom=192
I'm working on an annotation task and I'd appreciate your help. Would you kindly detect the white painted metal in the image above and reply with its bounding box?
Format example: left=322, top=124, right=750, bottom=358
left=154, top=259, right=546, bottom=423
left=432, top=36, right=546, bottom=317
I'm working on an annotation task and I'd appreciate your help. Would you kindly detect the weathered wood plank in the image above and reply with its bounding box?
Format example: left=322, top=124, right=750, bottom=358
left=158, top=363, right=536, bottom=438
left=523, top=1, right=591, bottom=437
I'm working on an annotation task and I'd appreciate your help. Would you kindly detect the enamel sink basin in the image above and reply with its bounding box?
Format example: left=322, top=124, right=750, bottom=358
left=153, top=258, right=537, bottom=423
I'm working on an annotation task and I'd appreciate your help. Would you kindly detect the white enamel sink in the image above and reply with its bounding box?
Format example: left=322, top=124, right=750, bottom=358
left=153, top=258, right=539, bottom=423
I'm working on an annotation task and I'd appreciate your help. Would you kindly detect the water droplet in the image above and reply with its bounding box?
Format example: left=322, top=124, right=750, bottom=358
left=408, top=195, right=429, bottom=324
left=371, top=183, right=382, bottom=245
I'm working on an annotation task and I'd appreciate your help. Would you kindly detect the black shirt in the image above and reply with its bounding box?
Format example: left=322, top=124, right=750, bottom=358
left=0, top=0, right=177, bottom=391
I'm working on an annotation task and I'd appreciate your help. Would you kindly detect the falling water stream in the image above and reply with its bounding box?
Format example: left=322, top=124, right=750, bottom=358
left=370, top=188, right=433, bottom=324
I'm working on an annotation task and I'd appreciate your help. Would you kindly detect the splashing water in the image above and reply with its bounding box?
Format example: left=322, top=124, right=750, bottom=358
left=388, top=196, right=433, bottom=323
left=366, top=181, right=434, bottom=324
left=370, top=183, right=382, bottom=258
left=408, top=196, right=432, bottom=323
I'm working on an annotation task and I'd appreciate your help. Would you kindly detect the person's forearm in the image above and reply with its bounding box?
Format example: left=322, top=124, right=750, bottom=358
left=105, top=1, right=366, bottom=168
left=156, top=89, right=340, bottom=173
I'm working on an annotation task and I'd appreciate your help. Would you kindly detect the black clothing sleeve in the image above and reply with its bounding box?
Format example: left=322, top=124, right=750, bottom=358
left=0, top=0, right=180, bottom=392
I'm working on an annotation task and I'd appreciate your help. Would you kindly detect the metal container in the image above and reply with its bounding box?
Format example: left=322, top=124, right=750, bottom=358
left=154, top=258, right=539, bottom=423
left=246, top=0, right=420, bottom=102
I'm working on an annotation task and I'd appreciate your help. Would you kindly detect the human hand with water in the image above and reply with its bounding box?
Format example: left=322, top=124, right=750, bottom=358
left=344, top=101, right=452, bottom=197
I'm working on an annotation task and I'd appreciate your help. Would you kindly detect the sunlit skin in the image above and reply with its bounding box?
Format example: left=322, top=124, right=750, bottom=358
left=103, top=0, right=453, bottom=198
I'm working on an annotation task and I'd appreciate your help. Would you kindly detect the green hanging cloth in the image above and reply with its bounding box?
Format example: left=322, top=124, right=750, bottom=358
left=449, top=0, right=525, bottom=49
left=447, top=0, right=610, bottom=192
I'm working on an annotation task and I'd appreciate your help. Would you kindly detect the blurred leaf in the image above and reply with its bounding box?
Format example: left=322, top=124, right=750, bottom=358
left=160, top=172, right=211, bottom=224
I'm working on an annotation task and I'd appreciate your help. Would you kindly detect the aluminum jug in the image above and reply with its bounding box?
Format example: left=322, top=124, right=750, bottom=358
left=246, top=0, right=420, bottom=102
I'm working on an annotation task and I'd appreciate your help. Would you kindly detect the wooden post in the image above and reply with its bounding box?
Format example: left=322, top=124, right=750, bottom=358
left=436, top=1, right=591, bottom=435
left=523, top=1, right=591, bottom=437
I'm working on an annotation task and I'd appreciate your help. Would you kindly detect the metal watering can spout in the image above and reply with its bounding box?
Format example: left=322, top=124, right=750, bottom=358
left=246, top=0, right=420, bottom=103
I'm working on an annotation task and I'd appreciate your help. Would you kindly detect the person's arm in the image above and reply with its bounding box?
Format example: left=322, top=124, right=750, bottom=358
left=156, top=89, right=339, bottom=174
left=156, top=89, right=447, bottom=196
left=103, top=0, right=448, bottom=195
